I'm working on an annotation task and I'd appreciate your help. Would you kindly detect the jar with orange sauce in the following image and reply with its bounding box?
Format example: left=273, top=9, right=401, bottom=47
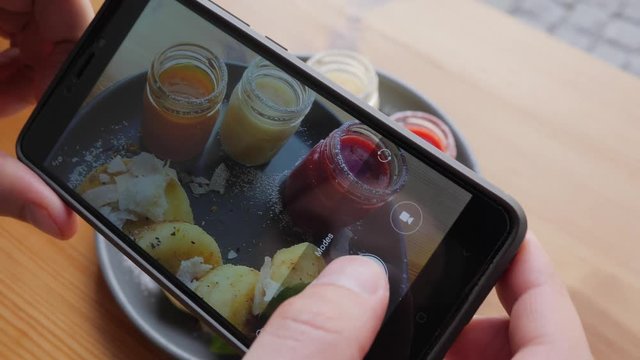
left=142, top=44, right=228, bottom=161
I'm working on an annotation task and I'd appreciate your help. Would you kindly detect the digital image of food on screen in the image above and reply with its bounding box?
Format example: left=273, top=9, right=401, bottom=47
left=45, top=0, right=472, bottom=341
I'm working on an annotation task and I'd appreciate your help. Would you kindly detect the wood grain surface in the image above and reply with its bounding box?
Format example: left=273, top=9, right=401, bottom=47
left=1, top=0, right=638, bottom=359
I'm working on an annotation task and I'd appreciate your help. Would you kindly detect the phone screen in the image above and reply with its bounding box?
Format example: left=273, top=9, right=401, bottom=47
left=44, top=0, right=472, bottom=339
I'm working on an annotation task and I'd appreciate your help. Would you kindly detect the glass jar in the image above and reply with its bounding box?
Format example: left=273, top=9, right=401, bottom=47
left=283, top=122, right=408, bottom=233
left=142, top=44, right=228, bottom=161
left=390, top=111, right=457, bottom=158
left=307, top=50, right=380, bottom=109
left=219, top=58, right=315, bottom=166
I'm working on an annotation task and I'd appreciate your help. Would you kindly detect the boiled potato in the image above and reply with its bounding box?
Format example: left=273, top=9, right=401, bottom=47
left=77, top=159, right=193, bottom=231
left=121, top=178, right=193, bottom=234
left=76, top=163, right=114, bottom=195
left=134, top=222, right=222, bottom=273
left=195, top=265, right=260, bottom=333
left=271, top=242, right=325, bottom=287
left=160, top=179, right=193, bottom=225
left=164, top=291, right=190, bottom=314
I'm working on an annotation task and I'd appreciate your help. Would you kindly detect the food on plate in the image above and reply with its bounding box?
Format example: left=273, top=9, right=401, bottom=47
left=80, top=155, right=327, bottom=338
left=164, top=256, right=216, bottom=313
left=134, top=222, right=223, bottom=274
left=181, top=163, right=230, bottom=196
left=258, top=283, right=308, bottom=319
left=195, top=264, right=260, bottom=333
left=271, top=242, right=325, bottom=287
left=157, top=241, right=324, bottom=337
left=164, top=291, right=190, bottom=314
left=77, top=153, right=193, bottom=231
left=209, top=334, right=240, bottom=355
left=175, top=257, right=215, bottom=289
left=252, top=242, right=325, bottom=315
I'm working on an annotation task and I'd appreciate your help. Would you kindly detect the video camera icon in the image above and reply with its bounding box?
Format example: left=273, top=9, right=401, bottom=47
left=390, top=202, right=423, bottom=235
left=399, top=211, right=415, bottom=225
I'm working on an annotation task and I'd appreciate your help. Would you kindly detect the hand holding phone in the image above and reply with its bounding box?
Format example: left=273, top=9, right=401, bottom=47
left=0, top=151, right=76, bottom=239
left=0, top=0, right=93, bottom=116
left=243, top=234, right=592, bottom=360
left=245, top=256, right=390, bottom=360
left=0, top=0, right=93, bottom=237
left=446, top=233, right=592, bottom=360
left=16, top=0, right=529, bottom=358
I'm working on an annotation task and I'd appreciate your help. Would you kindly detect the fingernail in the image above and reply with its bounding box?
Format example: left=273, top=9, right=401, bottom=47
left=25, top=205, right=62, bottom=238
left=312, top=257, right=387, bottom=296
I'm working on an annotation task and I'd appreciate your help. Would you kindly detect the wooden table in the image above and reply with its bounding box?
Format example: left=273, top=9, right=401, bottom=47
left=1, top=0, right=638, bottom=358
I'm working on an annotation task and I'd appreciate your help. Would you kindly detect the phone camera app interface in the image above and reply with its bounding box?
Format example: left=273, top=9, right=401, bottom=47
left=45, top=0, right=471, bottom=340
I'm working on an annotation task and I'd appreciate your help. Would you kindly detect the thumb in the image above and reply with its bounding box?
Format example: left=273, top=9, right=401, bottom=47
left=0, top=151, right=77, bottom=239
left=245, top=256, right=389, bottom=360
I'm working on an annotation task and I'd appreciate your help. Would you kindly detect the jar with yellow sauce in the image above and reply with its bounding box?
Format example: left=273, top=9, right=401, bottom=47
left=219, top=58, right=315, bottom=166
left=307, top=50, right=379, bottom=109
left=142, top=44, right=228, bottom=161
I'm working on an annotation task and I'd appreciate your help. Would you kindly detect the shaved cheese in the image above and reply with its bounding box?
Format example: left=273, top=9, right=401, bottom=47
left=252, top=256, right=281, bottom=315
left=189, top=182, right=209, bottom=195
left=82, top=184, right=118, bottom=208
left=84, top=153, right=178, bottom=228
left=176, top=257, right=213, bottom=290
left=107, top=156, right=126, bottom=174
left=165, top=167, right=178, bottom=181
left=98, top=206, right=138, bottom=229
left=128, top=152, right=164, bottom=176
left=98, top=173, right=111, bottom=184
left=192, top=176, right=210, bottom=185
left=209, top=163, right=229, bottom=194
left=116, top=173, right=168, bottom=221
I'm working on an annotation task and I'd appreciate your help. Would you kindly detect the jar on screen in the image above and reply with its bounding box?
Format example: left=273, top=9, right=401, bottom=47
left=390, top=111, right=457, bottom=158
left=283, top=122, right=408, bottom=233
left=219, top=58, right=315, bottom=167
left=142, top=44, right=228, bottom=162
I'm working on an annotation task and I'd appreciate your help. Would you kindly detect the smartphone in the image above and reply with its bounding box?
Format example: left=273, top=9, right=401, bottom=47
left=16, top=0, right=526, bottom=358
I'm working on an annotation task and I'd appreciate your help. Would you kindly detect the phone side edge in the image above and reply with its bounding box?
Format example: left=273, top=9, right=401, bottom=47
left=425, top=193, right=528, bottom=360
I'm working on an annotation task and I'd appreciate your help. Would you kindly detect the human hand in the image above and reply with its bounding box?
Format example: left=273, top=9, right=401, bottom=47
left=244, top=234, right=592, bottom=360
left=245, top=256, right=389, bottom=360
left=446, top=233, right=593, bottom=359
left=0, top=0, right=93, bottom=116
left=0, top=0, right=93, bottom=238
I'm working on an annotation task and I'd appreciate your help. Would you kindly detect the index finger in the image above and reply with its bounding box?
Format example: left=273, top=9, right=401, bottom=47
left=246, top=256, right=389, bottom=360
